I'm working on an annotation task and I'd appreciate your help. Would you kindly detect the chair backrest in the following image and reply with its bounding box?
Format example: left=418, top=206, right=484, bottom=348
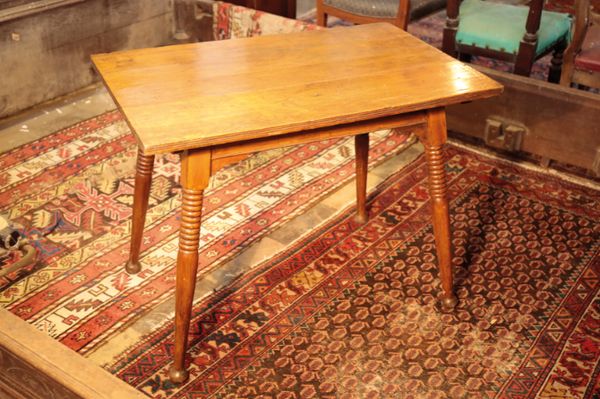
left=560, top=0, right=600, bottom=87
left=568, top=0, right=600, bottom=52
left=523, top=0, right=546, bottom=45
left=316, top=0, right=411, bottom=30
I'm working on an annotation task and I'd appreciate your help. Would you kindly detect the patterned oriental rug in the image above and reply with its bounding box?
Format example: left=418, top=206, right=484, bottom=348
left=109, top=144, right=600, bottom=399
left=1, top=3, right=599, bottom=399
left=0, top=110, right=411, bottom=354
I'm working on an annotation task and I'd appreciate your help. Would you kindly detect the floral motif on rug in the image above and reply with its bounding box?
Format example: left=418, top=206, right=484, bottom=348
left=0, top=110, right=411, bottom=354
left=109, top=144, right=600, bottom=399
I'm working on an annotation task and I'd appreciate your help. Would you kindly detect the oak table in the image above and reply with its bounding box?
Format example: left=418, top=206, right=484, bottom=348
left=92, top=23, right=502, bottom=383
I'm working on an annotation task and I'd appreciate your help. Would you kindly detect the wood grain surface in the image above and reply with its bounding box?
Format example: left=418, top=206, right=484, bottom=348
left=0, top=309, right=147, bottom=399
left=92, top=23, right=502, bottom=155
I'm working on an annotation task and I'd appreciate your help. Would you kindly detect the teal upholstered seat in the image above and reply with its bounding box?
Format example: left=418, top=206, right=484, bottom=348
left=323, top=0, right=399, bottom=18
left=456, top=0, right=572, bottom=55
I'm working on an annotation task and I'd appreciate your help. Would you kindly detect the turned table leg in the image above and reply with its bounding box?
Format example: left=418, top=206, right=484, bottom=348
left=420, top=108, right=458, bottom=310
left=169, top=148, right=211, bottom=384
left=355, top=133, right=369, bottom=223
left=126, top=148, right=155, bottom=274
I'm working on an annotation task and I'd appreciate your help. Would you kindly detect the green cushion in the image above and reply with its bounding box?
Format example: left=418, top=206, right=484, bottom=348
left=455, top=0, right=572, bottom=55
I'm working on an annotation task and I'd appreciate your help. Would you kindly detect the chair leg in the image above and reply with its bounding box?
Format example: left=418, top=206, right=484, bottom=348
left=442, top=25, right=459, bottom=57
left=442, top=0, right=459, bottom=57
left=560, top=41, right=576, bottom=87
left=458, top=53, right=472, bottom=63
left=548, top=40, right=567, bottom=84
left=514, top=39, right=536, bottom=77
left=316, top=0, right=328, bottom=27
left=126, top=149, right=155, bottom=274
left=559, top=63, right=575, bottom=87
left=317, top=11, right=328, bottom=27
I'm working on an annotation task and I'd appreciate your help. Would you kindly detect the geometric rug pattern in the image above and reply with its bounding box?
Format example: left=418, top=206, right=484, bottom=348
left=109, top=145, right=600, bottom=398
left=0, top=110, right=411, bottom=355
left=2, top=4, right=599, bottom=399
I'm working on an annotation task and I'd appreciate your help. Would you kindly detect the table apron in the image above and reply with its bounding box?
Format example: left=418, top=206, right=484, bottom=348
left=210, top=111, right=428, bottom=173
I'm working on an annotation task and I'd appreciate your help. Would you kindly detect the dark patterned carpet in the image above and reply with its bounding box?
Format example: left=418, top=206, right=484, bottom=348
left=110, top=144, right=600, bottom=398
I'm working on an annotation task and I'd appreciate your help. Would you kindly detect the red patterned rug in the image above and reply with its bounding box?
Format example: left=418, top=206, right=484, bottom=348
left=0, top=110, right=411, bottom=354
left=109, top=144, right=600, bottom=398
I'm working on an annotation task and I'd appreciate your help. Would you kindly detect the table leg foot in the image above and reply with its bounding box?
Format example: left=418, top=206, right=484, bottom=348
left=168, top=366, right=189, bottom=384
left=440, top=294, right=458, bottom=311
left=125, top=260, right=142, bottom=274
left=126, top=149, right=154, bottom=275
left=354, top=214, right=368, bottom=224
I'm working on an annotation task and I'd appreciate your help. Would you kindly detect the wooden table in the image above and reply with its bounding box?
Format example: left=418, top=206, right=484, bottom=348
left=92, top=23, right=502, bottom=383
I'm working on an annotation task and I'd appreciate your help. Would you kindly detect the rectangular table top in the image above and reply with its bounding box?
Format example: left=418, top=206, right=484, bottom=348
left=92, top=23, right=502, bottom=155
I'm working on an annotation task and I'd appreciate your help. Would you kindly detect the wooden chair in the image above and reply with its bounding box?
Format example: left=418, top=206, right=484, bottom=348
left=560, top=0, right=600, bottom=88
left=316, top=0, right=411, bottom=30
left=442, top=0, right=573, bottom=82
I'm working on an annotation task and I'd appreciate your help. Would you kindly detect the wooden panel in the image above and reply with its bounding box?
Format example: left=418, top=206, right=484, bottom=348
left=0, top=0, right=35, bottom=10
left=211, top=111, right=427, bottom=160
left=0, top=0, right=84, bottom=22
left=211, top=111, right=427, bottom=171
left=92, top=23, right=502, bottom=154
left=447, top=65, right=600, bottom=172
left=0, top=0, right=173, bottom=119
left=0, top=309, right=147, bottom=399
left=0, top=345, right=81, bottom=399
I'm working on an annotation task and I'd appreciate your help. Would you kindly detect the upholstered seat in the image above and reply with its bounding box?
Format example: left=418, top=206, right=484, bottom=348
left=456, top=0, right=572, bottom=55
left=322, top=0, right=399, bottom=18
left=574, top=24, right=600, bottom=71
left=560, top=0, right=600, bottom=88
left=443, top=0, right=572, bottom=81
left=317, top=0, right=411, bottom=30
